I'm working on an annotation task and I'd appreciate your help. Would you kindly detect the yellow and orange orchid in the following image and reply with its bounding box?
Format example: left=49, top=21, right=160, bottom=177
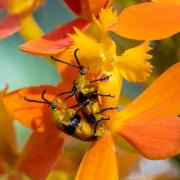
left=0, top=85, right=64, bottom=179
left=2, top=0, right=180, bottom=179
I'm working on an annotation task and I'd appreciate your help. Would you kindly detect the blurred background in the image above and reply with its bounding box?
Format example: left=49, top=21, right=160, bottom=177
left=0, top=0, right=179, bottom=179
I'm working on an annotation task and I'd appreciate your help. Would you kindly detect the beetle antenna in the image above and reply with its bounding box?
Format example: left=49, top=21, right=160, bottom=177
left=41, top=89, right=52, bottom=105
left=24, top=96, right=48, bottom=104
left=74, top=49, right=83, bottom=69
left=51, top=56, right=80, bottom=69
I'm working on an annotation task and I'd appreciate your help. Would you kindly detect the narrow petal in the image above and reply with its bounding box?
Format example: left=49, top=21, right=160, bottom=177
left=75, top=132, right=119, bottom=180
left=111, top=2, right=180, bottom=40
left=19, top=18, right=90, bottom=55
left=18, top=131, right=64, bottom=180
left=152, top=0, right=180, bottom=5
left=112, top=62, right=180, bottom=129
left=3, top=86, right=59, bottom=132
left=0, top=15, right=19, bottom=39
left=0, top=85, right=18, bottom=165
left=117, top=41, right=153, bottom=82
left=118, top=117, right=180, bottom=159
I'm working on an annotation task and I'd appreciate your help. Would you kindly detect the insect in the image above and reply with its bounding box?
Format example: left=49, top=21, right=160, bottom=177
left=51, top=49, right=117, bottom=129
left=24, top=90, right=105, bottom=141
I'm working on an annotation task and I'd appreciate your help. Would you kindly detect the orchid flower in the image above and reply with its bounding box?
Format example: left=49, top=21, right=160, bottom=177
left=2, top=1, right=180, bottom=179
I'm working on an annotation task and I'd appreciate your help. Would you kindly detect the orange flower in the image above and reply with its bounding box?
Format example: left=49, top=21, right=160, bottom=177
left=3, top=1, right=180, bottom=179
left=3, top=61, right=180, bottom=179
left=0, top=85, right=64, bottom=179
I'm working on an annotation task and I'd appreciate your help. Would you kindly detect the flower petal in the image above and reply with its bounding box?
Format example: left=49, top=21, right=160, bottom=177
left=117, top=41, right=153, bottom=82
left=75, top=132, right=119, bottom=180
left=69, top=27, right=102, bottom=72
left=18, top=131, right=64, bottom=180
left=64, top=0, right=112, bottom=19
left=118, top=117, right=180, bottom=159
left=112, top=62, right=180, bottom=129
left=0, top=85, right=18, bottom=165
left=0, top=15, right=19, bottom=39
left=3, top=86, right=59, bottom=132
left=111, top=2, right=180, bottom=40
left=19, top=18, right=90, bottom=55
left=152, top=0, right=180, bottom=5
left=98, top=7, right=117, bottom=31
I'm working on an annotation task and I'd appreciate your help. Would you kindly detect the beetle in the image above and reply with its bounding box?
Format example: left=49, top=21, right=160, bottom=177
left=51, top=49, right=117, bottom=128
left=24, top=90, right=105, bottom=141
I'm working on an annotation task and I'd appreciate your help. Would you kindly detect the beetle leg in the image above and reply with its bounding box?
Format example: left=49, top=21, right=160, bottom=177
left=69, top=104, right=79, bottom=109
left=95, top=107, right=118, bottom=114
left=92, top=92, right=115, bottom=98
left=90, top=75, right=112, bottom=83
left=63, top=86, right=77, bottom=101
left=76, top=99, right=90, bottom=113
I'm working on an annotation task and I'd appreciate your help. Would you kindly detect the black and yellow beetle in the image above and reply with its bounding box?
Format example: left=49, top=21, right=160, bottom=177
left=24, top=90, right=105, bottom=141
left=51, top=49, right=117, bottom=128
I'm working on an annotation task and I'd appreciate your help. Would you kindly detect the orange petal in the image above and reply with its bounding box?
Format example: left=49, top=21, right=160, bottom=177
left=18, top=131, right=64, bottom=180
left=0, top=85, right=18, bottom=165
left=118, top=117, right=180, bottom=160
left=112, top=62, right=180, bottom=129
left=0, top=15, right=19, bottom=39
left=19, top=18, right=90, bottom=55
left=111, top=2, right=180, bottom=40
left=152, top=0, right=180, bottom=5
left=75, top=132, right=119, bottom=180
left=3, top=86, right=59, bottom=132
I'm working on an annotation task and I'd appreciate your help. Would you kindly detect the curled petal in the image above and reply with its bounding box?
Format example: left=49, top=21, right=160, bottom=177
left=19, top=18, right=90, bottom=55
left=117, top=41, right=153, bottom=82
left=75, top=132, right=119, bottom=180
left=118, top=117, right=180, bottom=159
left=0, top=15, right=19, bottom=39
left=111, top=2, right=180, bottom=40
left=18, top=131, right=64, bottom=180
left=3, top=86, right=59, bottom=132
left=152, top=0, right=180, bottom=5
